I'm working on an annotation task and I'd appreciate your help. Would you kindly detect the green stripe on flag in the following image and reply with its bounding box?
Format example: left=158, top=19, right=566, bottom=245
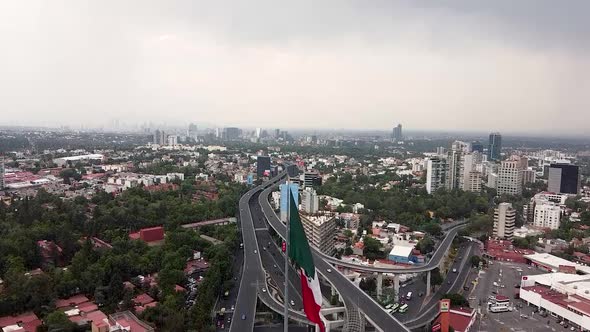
left=288, top=187, right=315, bottom=279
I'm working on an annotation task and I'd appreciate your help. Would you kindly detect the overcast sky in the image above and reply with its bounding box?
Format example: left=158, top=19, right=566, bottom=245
left=1, top=1, right=589, bottom=134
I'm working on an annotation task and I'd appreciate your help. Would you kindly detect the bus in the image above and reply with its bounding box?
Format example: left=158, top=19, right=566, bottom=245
left=406, top=292, right=412, bottom=300
left=489, top=305, right=509, bottom=313
left=391, top=303, right=400, bottom=313
left=399, top=304, right=409, bottom=313
left=385, top=303, right=394, bottom=310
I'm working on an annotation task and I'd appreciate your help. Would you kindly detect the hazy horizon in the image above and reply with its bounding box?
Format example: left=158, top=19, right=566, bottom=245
left=1, top=1, right=589, bottom=135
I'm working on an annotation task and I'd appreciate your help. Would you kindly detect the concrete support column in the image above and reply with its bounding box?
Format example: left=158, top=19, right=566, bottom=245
left=331, top=285, right=337, bottom=297
left=426, top=270, right=432, bottom=296
left=376, top=273, right=383, bottom=298
left=393, top=274, right=400, bottom=302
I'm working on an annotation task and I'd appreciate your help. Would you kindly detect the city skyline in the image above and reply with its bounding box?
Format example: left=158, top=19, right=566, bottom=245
left=1, top=1, right=589, bottom=134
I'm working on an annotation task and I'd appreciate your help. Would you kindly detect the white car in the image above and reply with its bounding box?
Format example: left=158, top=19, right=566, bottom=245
left=254, top=250, right=257, bottom=254
left=327, top=268, right=332, bottom=273
left=290, top=300, right=295, bottom=306
left=262, top=288, right=266, bottom=293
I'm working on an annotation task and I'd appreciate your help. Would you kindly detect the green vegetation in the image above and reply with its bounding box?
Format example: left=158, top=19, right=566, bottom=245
left=442, top=293, right=469, bottom=307
left=0, top=178, right=245, bottom=331
left=319, top=173, right=489, bottom=233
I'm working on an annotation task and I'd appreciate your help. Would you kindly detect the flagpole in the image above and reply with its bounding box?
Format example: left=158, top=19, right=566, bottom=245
left=284, top=177, right=290, bottom=332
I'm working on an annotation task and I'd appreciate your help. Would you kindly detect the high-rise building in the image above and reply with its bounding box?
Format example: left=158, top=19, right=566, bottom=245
left=392, top=124, right=403, bottom=141
left=497, top=157, right=526, bottom=195
left=493, top=202, right=515, bottom=240
left=548, top=164, right=581, bottom=194
left=460, top=152, right=482, bottom=192
left=301, top=171, right=322, bottom=188
left=533, top=200, right=561, bottom=230
left=471, top=141, right=484, bottom=153
left=188, top=123, right=198, bottom=139
left=256, top=156, right=271, bottom=177
left=300, top=214, right=336, bottom=255
left=255, top=128, right=262, bottom=138
left=0, top=158, right=4, bottom=190
left=445, top=149, right=462, bottom=190
left=521, top=169, right=537, bottom=185
left=488, top=132, right=502, bottom=161
left=301, top=187, right=319, bottom=214
left=167, top=135, right=178, bottom=146
left=223, top=127, right=240, bottom=140
left=426, top=157, right=447, bottom=194
left=280, top=183, right=299, bottom=222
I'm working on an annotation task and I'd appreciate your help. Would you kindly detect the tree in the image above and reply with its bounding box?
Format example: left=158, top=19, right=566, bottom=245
left=359, top=277, right=377, bottom=294
left=363, top=236, right=385, bottom=261
left=344, top=247, right=354, bottom=256
left=470, top=255, right=482, bottom=268
left=45, top=311, right=76, bottom=332
left=416, top=235, right=435, bottom=254
left=442, top=293, right=469, bottom=307
left=421, top=223, right=442, bottom=237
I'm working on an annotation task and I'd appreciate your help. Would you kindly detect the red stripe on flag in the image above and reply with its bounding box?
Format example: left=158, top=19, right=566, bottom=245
left=299, top=270, right=325, bottom=332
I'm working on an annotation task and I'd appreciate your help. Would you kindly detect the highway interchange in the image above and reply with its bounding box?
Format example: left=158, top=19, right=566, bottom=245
left=231, top=171, right=472, bottom=331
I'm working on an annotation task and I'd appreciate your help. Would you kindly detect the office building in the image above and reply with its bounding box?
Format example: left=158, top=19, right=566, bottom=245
left=461, top=152, right=482, bottom=192
left=533, top=200, right=561, bottom=230
left=445, top=149, right=462, bottom=190
left=280, top=183, right=299, bottom=222
left=301, top=214, right=336, bottom=255
left=426, top=157, right=447, bottom=194
left=436, top=147, right=447, bottom=156
left=187, top=123, right=197, bottom=139
left=521, top=169, right=536, bottom=185
left=301, top=187, right=319, bottom=214
left=464, top=171, right=482, bottom=192
left=153, top=129, right=167, bottom=145
left=256, top=156, right=271, bottom=177
left=167, top=135, right=178, bottom=146
left=487, top=172, right=498, bottom=189
left=548, top=164, right=581, bottom=194
left=488, top=132, right=502, bottom=161
left=497, top=157, right=527, bottom=195
left=471, top=141, right=484, bottom=153
left=392, top=124, right=403, bottom=141
left=0, top=158, right=4, bottom=189
left=302, top=171, right=322, bottom=188
left=223, top=127, right=240, bottom=140
left=493, top=202, right=515, bottom=240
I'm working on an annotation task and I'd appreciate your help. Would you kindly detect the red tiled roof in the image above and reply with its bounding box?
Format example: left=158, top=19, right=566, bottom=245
left=55, top=295, right=90, bottom=309
left=0, top=312, right=40, bottom=331
left=133, top=293, right=155, bottom=306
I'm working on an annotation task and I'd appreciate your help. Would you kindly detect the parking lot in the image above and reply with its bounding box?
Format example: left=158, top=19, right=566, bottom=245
left=471, top=260, right=556, bottom=332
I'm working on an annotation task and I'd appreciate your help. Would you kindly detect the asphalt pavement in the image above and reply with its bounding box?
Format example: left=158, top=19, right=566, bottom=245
left=259, top=182, right=411, bottom=332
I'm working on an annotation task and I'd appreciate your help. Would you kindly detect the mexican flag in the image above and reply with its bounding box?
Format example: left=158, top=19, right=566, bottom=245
left=288, top=188, right=325, bottom=332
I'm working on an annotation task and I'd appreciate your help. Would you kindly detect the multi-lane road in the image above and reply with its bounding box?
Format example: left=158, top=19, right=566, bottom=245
left=258, top=181, right=411, bottom=332
left=232, top=170, right=471, bottom=331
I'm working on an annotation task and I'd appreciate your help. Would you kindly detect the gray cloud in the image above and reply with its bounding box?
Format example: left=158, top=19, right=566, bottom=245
left=0, top=1, right=588, bottom=134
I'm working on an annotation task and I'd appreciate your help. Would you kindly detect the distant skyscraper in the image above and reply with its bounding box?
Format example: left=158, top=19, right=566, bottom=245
left=188, top=123, right=198, bottom=139
left=255, top=128, right=262, bottom=138
left=493, top=202, right=515, bottom=240
left=256, top=156, right=271, bottom=177
left=223, top=127, right=240, bottom=140
left=548, top=163, right=580, bottom=194
left=488, top=132, right=502, bottom=161
left=153, top=129, right=161, bottom=144
left=471, top=141, right=484, bottom=153
left=426, top=157, right=447, bottom=194
left=392, top=124, right=403, bottom=141
left=280, top=183, right=299, bottom=222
